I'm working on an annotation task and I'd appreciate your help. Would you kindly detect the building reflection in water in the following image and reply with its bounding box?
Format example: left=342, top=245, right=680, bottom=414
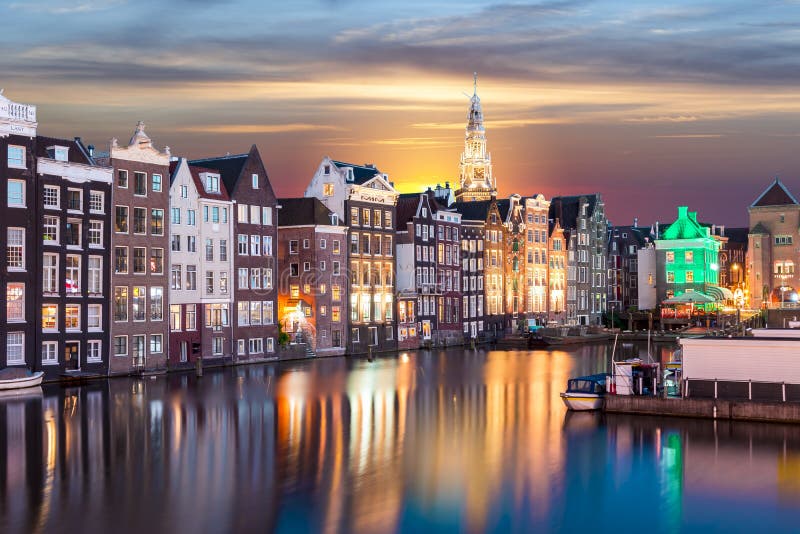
left=1, top=344, right=800, bottom=534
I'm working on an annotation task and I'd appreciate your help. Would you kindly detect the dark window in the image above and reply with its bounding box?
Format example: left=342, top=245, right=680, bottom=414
left=133, top=208, right=146, bottom=234
left=134, top=172, right=146, bottom=195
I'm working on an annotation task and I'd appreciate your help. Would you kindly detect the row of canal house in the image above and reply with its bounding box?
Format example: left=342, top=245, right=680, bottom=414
left=0, top=91, right=281, bottom=378
left=2, top=87, right=626, bottom=377
left=1, top=92, right=113, bottom=379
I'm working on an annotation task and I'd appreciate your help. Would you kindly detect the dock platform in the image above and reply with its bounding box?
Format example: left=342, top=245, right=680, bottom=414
left=604, top=395, right=800, bottom=424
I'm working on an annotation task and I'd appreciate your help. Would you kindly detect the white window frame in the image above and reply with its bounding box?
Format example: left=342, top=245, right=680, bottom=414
left=87, top=304, right=102, bottom=330
left=7, top=179, right=25, bottom=208
left=7, top=332, right=24, bottom=365
left=42, top=341, right=58, bottom=365
left=7, top=145, right=25, bottom=169
left=87, top=340, right=102, bottom=362
left=43, top=186, right=60, bottom=209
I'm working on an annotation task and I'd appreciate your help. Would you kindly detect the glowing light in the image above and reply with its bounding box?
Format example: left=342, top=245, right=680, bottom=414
left=400, top=353, right=409, bottom=363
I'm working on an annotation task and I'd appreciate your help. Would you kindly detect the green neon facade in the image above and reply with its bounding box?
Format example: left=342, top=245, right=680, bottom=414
left=656, top=206, right=721, bottom=309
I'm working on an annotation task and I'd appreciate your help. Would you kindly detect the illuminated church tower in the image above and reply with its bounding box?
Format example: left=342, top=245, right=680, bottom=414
left=455, top=73, right=497, bottom=202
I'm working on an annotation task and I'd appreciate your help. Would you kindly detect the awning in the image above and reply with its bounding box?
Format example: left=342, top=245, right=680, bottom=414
left=706, top=286, right=734, bottom=301
left=663, top=291, right=715, bottom=305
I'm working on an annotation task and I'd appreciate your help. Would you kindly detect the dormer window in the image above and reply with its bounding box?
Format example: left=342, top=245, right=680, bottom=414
left=347, top=169, right=354, bottom=182
left=331, top=213, right=339, bottom=225
left=47, top=145, right=69, bottom=162
left=204, top=173, right=220, bottom=194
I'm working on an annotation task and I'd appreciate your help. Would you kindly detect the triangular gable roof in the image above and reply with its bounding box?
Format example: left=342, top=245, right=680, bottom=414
left=189, top=151, right=249, bottom=194
left=359, top=173, right=396, bottom=193
left=549, top=194, right=600, bottom=231
left=277, top=197, right=341, bottom=227
left=661, top=206, right=708, bottom=240
left=395, top=195, right=422, bottom=230
left=750, top=222, right=770, bottom=235
left=751, top=178, right=799, bottom=208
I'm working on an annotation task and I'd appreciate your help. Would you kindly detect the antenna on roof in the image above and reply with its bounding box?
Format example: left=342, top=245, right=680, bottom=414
left=473, top=72, right=478, bottom=96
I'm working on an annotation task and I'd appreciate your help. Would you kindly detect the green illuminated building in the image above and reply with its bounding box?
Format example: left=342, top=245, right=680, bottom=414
left=655, top=206, right=722, bottom=308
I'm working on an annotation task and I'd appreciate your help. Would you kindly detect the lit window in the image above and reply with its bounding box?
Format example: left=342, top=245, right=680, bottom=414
left=42, top=305, right=58, bottom=330
left=323, top=183, right=334, bottom=196
left=65, top=305, right=80, bottom=330
left=7, top=228, right=24, bottom=269
left=114, top=287, right=128, bottom=321
left=6, top=283, right=24, bottom=321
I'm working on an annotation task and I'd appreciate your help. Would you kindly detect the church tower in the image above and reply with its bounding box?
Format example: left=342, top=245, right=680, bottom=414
left=455, top=73, right=497, bottom=202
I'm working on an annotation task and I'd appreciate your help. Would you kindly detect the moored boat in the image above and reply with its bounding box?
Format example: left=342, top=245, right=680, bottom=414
left=560, top=373, right=609, bottom=411
left=0, top=368, right=45, bottom=390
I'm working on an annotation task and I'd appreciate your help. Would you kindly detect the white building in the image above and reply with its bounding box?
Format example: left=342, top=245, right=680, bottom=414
left=637, top=246, right=657, bottom=311
left=168, top=158, right=234, bottom=364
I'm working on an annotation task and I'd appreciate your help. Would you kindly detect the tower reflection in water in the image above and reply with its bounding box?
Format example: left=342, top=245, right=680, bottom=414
left=2, top=345, right=800, bottom=534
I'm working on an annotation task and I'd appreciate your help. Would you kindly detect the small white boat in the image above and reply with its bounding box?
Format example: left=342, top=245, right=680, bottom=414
left=560, top=374, right=609, bottom=411
left=0, top=368, right=44, bottom=390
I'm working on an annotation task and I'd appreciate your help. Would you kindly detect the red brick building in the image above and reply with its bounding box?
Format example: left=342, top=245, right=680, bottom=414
left=277, top=197, right=348, bottom=357
left=190, top=146, right=279, bottom=359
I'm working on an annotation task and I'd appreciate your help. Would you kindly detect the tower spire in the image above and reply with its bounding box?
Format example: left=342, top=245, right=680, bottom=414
left=455, top=73, right=496, bottom=203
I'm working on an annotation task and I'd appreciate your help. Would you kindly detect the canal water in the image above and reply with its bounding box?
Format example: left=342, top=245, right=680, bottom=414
left=2, top=343, right=800, bottom=534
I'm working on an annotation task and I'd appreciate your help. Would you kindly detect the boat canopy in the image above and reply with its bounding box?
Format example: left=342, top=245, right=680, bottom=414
left=663, top=291, right=715, bottom=304
left=566, top=373, right=609, bottom=394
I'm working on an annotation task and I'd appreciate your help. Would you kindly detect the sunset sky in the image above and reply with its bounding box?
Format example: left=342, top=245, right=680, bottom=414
left=3, top=0, right=800, bottom=225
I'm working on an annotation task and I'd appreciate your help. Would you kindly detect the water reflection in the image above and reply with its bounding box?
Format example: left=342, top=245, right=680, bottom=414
left=1, top=344, right=798, bottom=533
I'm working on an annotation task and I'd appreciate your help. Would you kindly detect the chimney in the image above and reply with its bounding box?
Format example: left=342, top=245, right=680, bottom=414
left=634, top=217, right=638, bottom=227
left=88, top=144, right=95, bottom=156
